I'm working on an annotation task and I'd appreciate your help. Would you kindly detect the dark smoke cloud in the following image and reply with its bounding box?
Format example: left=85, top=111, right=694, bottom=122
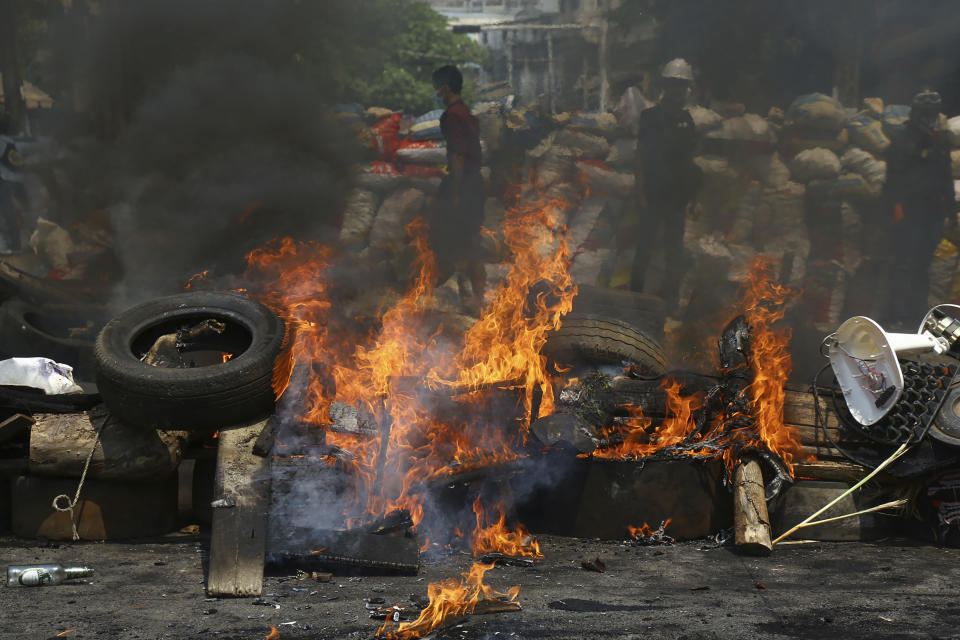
left=50, top=0, right=370, bottom=302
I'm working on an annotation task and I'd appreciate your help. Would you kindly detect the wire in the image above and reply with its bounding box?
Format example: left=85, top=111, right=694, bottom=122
left=811, top=363, right=885, bottom=470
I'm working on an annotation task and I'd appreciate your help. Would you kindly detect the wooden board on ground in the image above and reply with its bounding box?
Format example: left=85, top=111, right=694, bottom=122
left=207, top=419, right=272, bottom=598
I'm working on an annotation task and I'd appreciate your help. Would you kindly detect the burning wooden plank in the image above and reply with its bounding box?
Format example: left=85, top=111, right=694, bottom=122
left=268, top=527, right=419, bottom=575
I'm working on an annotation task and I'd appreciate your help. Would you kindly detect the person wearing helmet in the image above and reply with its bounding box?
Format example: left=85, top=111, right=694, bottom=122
left=629, top=57, right=700, bottom=311
left=881, top=89, right=955, bottom=328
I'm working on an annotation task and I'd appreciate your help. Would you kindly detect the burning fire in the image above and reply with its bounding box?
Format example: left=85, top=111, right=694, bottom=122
left=628, top=519, right=672, bottom=539
left=376, top=562, right=519, bottom=640
left=471, top=495, right=543, bottom=560
left=591, top=256, right=807, bottom=475
left=241, top=184, right=579, bottom=526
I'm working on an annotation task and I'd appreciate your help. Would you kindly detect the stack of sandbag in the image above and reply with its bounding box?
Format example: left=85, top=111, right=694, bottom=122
left=845, top=97, right=890, bottom=156
left=781, top=93, right=849, bottom=157
left=840, top=147, right=886, bottom=193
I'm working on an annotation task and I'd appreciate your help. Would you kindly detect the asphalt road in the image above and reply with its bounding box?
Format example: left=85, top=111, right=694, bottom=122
left=3, top=532, right=960, bottom=640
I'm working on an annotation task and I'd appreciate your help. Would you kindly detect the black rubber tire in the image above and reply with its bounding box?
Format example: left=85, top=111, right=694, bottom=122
left=571, top=286, right=666, bottom=343
left=544, top=314, right=667, bottom=375
left=0, top=298, right=110, bottom=380
left=94, top=292, right=285, bottom=430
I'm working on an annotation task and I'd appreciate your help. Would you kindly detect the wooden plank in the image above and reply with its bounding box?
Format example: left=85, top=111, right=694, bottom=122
left=207, top=419, right=272, bottom=597
left=793, top=460, right=879, bottom=483
left=0, top=413, right=33, bottom=445
left=783, top=389, right=844, bottom=429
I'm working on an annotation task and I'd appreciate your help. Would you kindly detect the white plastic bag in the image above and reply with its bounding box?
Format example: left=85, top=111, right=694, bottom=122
left=0, top=357, right=84, bottom=394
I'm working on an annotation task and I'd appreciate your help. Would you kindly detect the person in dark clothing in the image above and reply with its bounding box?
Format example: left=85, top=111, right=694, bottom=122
left=881, top=89, right=956, bottom=329
left=431, top=65, right=486, bottom=314
left=630, top=58, right=700, bottom=311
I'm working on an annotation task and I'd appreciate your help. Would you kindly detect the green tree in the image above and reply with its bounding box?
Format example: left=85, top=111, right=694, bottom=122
left=357, top=1, right=490, bottom=113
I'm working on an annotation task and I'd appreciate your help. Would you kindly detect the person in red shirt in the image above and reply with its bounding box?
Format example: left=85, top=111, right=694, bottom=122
left=431, top=65, right=485, bottom=314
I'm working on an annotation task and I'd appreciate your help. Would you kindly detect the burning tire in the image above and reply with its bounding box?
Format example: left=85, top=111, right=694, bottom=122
left=0, top=298, right=110, bottom=380
left=571, top=286, right=666, bottom=343
left=94, top=291, right=286, bottom=430
left=544, top=314, right=667, bottom=375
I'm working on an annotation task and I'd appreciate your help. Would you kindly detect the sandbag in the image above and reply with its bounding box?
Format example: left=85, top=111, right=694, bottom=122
left=555, top=129, right=610, bottom=160
left=355, top=161, right=403, bottom=191
left=882, top=105, right=911, bottom=136
left=368, top=188, right=426, bottom=250
left=29, top=218, right=74, bottom=271
left=739, top=152, right=790, bottom=188
left=705, top=114, right=775, bottom=143
left=846, top=112, right=890, bottom=155
left=786, top=93, right=845, bottom=132
left=367, top=112, right=402, bottom=160
left=788, top=147, right=841, bottom=183
left=840, top=148, right=886, bottom=187
left=686, top=106, right=723, bottom=134
left=576, top=161, right=634, bottom=195
left=694, top=155, right=739, bottom=185
left=568, top=111, right=618, bottom=135
left=409, top=109, right=445, bottom=141
left=862, top=97, right=884, bottom=120
left=506, top=108, right=543, bottom=132
left=365, top=106, right=394, bottom=121
left=780, top=127, right=849, bottom=157
left=536, top=145, right=576, bottom=187
left=811, top=173, right=876, bottom=201
left=947, top=116, right=960, bottom=148
left=397, top=140, right=446, bottom=165
left=339, top=189, right=379, bottom=245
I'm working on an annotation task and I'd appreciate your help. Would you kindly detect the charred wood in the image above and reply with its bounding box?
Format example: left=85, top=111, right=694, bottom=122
left=269, top=527, right=420, bottom=575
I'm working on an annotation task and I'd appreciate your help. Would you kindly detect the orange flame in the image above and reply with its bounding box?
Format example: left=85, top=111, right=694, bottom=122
left=471, top=495, right=543, bottom=559
left=376, top=562, right=519, bottom=640
left=241, top=182, right=579, bottom=527
left=736, top=256, right=807, bottom=473
left=628, top=518, right=672, bottom=539
left=592, top=256, right=807, bottom=474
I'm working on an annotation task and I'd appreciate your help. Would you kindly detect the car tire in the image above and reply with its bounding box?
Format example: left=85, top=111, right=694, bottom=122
left=94, top=292, right=286, bottom=430
left=544, top=314, right=667, bottom=376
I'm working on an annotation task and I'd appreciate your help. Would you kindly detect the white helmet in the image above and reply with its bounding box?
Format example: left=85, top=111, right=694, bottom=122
left=662, top=58, right=694, bottom=82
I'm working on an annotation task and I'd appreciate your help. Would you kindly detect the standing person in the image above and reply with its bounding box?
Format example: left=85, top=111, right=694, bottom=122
left=0, top=115, right=26, bottom=254
left=881, top=89, right=955, bottom=329
left=431, top=65, right=486, bottom=314
left=630, top=58, right=700, bottom=312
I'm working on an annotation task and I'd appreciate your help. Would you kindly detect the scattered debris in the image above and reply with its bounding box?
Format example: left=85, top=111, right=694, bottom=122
left=580, top=558, right=606, bottom=573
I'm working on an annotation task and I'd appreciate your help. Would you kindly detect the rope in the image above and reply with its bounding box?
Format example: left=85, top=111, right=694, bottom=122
left=52, top=414, right=107, bottom=541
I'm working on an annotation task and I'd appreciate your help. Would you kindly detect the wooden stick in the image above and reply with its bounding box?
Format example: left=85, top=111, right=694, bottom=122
left=773, top=442, right=910, bottom=545
left=733, top=458, right=772, bottom=555
left=799, top=499, right=907, bottom=529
